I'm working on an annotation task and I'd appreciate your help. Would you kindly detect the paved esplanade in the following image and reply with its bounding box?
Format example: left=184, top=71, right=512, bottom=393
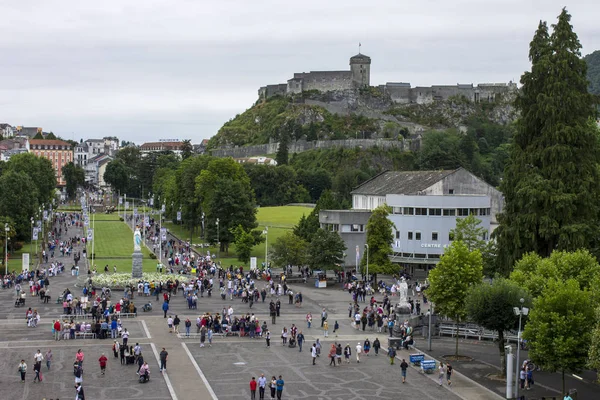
left=0, top=214, right=498, bottom=399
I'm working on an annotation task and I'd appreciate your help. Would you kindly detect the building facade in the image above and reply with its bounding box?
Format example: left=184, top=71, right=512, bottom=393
left=319, top=168, right=502, bottom=277
left=259, top=53, right=516, bottom=104
left=29, top=139, right=73, bottom=186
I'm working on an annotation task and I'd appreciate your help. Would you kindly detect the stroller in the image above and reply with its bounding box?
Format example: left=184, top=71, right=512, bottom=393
left=142, top=302, right=152, bottom=312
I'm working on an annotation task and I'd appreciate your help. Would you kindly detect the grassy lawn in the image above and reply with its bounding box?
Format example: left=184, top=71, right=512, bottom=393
left=163, top=205, right=311, bottom=267
left=85, top=216, right=156, bottom=273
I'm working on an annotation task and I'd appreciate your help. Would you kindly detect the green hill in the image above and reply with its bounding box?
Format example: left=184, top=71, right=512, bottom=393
left=584, top=50, right=600, bottom=96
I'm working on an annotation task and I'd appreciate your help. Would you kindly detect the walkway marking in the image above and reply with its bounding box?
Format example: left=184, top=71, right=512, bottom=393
left=142, top=319, right=151, bottom=338
left=151, top=342, right=178, bottom=400
left=181, top=342, right=219, bottom=400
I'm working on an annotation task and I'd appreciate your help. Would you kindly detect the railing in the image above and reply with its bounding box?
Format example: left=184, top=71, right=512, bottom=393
left=438, top=323, right=518, bottom=342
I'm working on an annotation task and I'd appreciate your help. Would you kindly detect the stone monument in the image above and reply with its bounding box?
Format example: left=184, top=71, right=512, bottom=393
left=132, top=226, right=143, bottom=278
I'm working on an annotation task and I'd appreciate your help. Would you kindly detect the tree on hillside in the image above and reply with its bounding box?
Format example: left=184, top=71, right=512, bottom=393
left=524, top=279, right=595, bottom=394
left=0, top=171, right=39, bottom=241
left=465, top=279, right=531, bottom=375
left=495, top=9, right=600, bottom=273
left=270, top=231, right=308, bottom=269
left=6, top=153, right=55, bottom=206
left=363, top=205, right=395, bottom=278
left=307, top=228, right=346, bottom=271
left=62, top=162, right=85, bottom=199
left=427, top=241, right=483, bottom=357
left=103, top=160, right=129, bottom=195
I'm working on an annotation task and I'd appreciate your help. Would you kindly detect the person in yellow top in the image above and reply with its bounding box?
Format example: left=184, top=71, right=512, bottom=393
left=323, top=320, right=329, bottom=337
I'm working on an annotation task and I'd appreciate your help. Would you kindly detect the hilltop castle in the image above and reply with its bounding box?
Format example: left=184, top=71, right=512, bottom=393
left=259, top=53, right=517, bottom=104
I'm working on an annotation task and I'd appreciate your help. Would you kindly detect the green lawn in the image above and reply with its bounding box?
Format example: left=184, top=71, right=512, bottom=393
left=163, top=205, right=311, bottom=267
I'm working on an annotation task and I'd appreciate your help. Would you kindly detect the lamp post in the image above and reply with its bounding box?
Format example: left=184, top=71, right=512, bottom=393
left=216, top=218, right=220, bottom=260
left=514, top=298, right=529, bottom=399
left=4, top=223, right=9, bottom=275
left=364, top=243, right=369, bottom=285
left=263, top=226, right=268, bottom=270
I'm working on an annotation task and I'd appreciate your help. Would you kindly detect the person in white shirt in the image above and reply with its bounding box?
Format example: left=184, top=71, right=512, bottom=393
left=257, top=374, right=267, bottom=399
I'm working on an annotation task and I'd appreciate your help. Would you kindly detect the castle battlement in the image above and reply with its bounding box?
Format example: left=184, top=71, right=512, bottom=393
left=258, top=54, right=516, bottom=105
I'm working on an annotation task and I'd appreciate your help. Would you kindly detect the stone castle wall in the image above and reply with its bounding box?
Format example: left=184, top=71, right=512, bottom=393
left=211, top=138, right=409, bottom=159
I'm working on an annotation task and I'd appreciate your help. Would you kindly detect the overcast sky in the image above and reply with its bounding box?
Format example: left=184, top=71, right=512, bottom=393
left=1, top=0, right=599, bottom=144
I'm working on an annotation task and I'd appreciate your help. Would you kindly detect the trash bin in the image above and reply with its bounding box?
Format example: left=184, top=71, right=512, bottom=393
left=568, top=388, right=577, bottom=400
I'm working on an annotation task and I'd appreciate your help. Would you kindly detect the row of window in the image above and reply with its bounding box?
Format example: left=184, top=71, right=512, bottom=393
left=392, top=207, right=491, bottom=216
left=395, top=230, right=488, bottom=241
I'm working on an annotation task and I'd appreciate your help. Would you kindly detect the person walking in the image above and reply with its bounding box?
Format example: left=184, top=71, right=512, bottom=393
left=18, top=360, right=27, bottom=382
left=159, top=348, right=168, bottom=372
left=269, top=376, right=277, bottom=399
left=45, top=349, right=53, bottom=370
left=446, top=362, right=453, bottom=386
left=311, top=343, right=317, bottom=365
left=258, top=374, right=267, bottom=400
left=388, top=346, right=396, bottom=365
left=323, top=320, right=329, bottom=337
left=373, top=338, right=381, bottom=356
left=344, top=343, right=352, bottom=364
left=33, top=361, right=42, bottom=383
left=438, top=362, right=444, bottom=386
left=297, top=330, right=305, bottom=352
left=355, top=342, right=362, bottom=363
left=276, top=375, right=284, bottom=400
left=98, top=353, right=108, bottom=375
left=400, top=359, right=408, bottom=383
left=250, top=377, right=257, bottom=400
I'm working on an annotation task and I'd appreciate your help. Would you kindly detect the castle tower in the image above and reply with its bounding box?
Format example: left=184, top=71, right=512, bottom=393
left=350, top=53, right=371, bottom=88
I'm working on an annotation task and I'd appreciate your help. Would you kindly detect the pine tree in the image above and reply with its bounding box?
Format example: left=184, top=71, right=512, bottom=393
left=495, top=9, right=600, bottom=273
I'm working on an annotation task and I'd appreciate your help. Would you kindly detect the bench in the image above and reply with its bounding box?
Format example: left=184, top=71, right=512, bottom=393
left=75, top=332, right=96, bottom=339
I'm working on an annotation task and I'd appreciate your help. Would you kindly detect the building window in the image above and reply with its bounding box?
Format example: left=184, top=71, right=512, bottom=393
left=457, top=208, right=469, bottom=216
left=395, top=230, right=400, bottom=239
left=408, top=232, right=413, bottom=240
left=443, top=209, right=456, bottom=216
left=403, top=207, right=414, bottom=215
left=415, top=208, right=427, bottom=216
left=432, top=232, right=438, bottom=241
left=415, top=232, right=421, bottom=240
left=429, top=208, right=441, bottom=216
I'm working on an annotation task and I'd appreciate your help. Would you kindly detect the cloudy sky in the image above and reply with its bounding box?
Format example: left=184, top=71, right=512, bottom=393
left=1, top=0, right=599, bottom=144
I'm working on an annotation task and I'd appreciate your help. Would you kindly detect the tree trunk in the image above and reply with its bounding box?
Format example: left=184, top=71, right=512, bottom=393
left=498, top=330, right=506, bottom=376
left=455, top=318, right=460, bottom=357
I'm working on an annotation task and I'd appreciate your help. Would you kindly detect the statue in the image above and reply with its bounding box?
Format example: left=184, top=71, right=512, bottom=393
left=133, top=226, right=142, bottom=252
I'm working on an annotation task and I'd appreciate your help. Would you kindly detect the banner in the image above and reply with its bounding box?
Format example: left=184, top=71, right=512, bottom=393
left=22, top=253, right=30, bottom=272
left=87, top=229, right=93, bottom=241
left=177, top=211, right=182, bottom=221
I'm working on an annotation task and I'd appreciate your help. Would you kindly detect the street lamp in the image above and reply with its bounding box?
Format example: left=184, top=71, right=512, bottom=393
left=4, top=223, right=10, bottom=275
left=364, top=243, right=369, bottom=285
left=216, top=218, right=220, bottom=260
left=514, top=298, right=529, bottom=399
left=263, top=226, right=268, bottom=270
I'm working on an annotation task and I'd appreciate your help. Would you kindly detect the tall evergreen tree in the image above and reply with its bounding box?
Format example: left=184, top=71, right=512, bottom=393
left=495, top=9, right=600, bottom=273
